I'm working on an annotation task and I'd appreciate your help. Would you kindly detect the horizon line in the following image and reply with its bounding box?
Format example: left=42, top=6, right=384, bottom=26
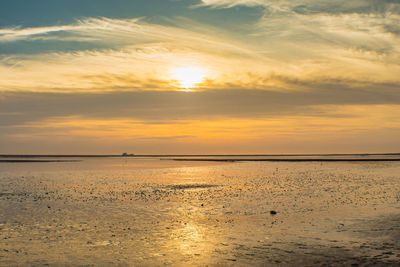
left=1, top=153, right=400, bottom=158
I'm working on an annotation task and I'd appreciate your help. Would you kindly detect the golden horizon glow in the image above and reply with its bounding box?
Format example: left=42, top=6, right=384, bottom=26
left=171, top=66, right=206, bottom=89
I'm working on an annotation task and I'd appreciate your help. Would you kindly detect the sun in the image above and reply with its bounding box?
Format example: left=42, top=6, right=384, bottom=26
left=171, top=66, right=206, bottom=90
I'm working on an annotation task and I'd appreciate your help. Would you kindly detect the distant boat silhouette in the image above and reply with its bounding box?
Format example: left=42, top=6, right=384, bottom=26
left=122, top=153, right=135, bottom=157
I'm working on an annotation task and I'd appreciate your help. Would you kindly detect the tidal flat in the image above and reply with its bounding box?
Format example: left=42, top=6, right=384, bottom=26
left=1, top=158, right=400, bottom=266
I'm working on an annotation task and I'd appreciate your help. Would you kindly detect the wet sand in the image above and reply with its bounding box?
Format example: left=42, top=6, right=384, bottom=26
left=1, top=159, right=400, bottom=266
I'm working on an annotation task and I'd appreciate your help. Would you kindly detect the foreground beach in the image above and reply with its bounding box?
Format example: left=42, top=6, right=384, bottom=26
left=1, top=158, right=400, bottom=266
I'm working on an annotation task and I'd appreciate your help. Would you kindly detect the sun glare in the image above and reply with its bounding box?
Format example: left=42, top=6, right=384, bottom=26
left=171, top=66, right=205, bottom=90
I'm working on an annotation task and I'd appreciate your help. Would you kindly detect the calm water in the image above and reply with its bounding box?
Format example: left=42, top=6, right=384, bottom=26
left=1, top=157, right=400, bottom=266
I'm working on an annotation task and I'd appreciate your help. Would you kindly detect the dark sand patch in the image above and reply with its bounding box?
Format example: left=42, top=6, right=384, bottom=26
left=165, top=184, right=222, bottom=190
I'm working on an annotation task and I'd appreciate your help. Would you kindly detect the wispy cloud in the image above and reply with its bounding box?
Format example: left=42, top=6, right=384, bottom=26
left=200, top=0, right=400, bottom=14
left=0, top=17, right=267, bottom=92
left=0, top=5, right=399, bottom=93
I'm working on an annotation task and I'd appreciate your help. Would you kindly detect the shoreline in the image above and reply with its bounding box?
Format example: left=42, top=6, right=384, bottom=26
left=171, top=158, right=400, bottom=162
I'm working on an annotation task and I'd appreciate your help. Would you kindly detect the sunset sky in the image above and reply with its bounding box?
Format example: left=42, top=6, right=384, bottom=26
left=1, top=0, right=400, bottom=154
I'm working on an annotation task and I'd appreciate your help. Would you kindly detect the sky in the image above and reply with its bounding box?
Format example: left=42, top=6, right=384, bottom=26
left=1, top=0, right=400, bottom=154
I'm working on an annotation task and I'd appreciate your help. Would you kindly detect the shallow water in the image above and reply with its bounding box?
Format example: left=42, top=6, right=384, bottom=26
left=1, top=158, right=400, bottom=266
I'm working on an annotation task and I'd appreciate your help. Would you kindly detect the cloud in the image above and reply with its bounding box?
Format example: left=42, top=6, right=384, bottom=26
left=200, top=0, right=400, bottom=14
left=1, top=87, right=399, bottom=130
left=199, top=0, right=400, bottom=41
left=197, top=1, right=400, bottom=87
left=198, top=0, right=264, bottom=8
left=199, top=1, right=400, bottom=51
left=0, top=16, right=251, bottom=54
left=0, top=17, right=152, bottom=43
left=0, top=17, right=267, bottom=92
left=0, top=8, right=399, bottom=95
